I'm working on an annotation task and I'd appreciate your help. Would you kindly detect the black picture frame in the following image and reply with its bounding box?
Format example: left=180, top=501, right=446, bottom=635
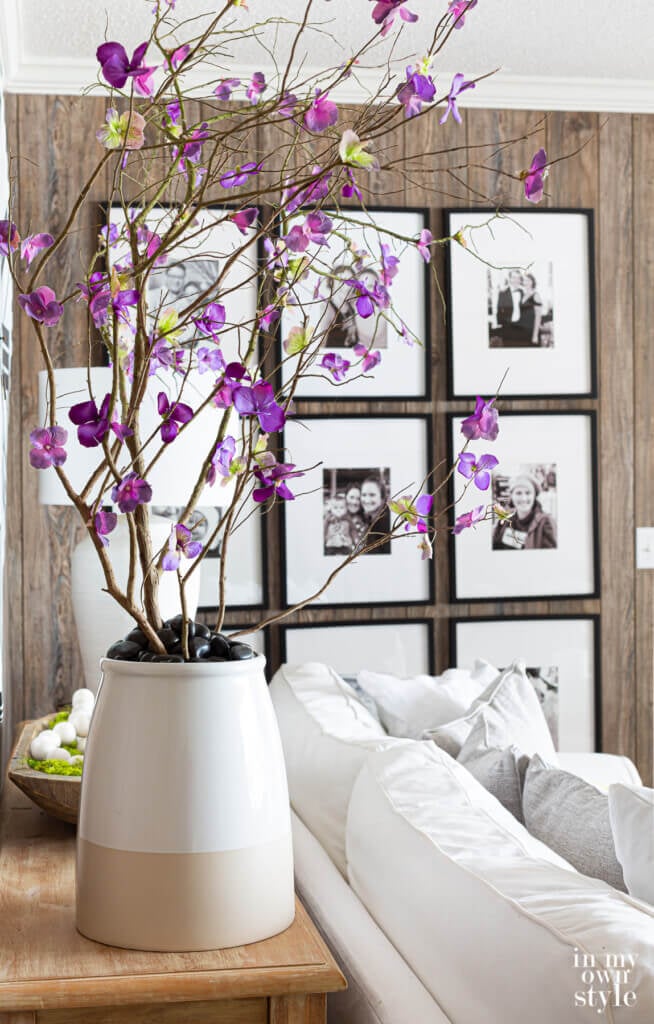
left=276, top=205, right=432, bottom=402
left=281, top=412, right=435, bottom=609
left=281, top=617, right=436, bottom=677
left=447, top=410, right=600, bottom=602
left=444, top=207, right=597, bottom=400
left=450, top=614, right=601, bottom=752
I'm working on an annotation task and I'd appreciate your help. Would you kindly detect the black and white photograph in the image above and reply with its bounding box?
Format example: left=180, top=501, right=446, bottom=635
left=488, top=263, right=554, bottom=348
left=450, top=412, right=598, bottom=601
left=491, top=463, right=558, bottom=551
left=280, top=207, right=429, bottom=399
left=451, top=616, right=599, bottom=751
left=445, top=208, right=596, bottom=397
left=323, top=468, right=391, bottom=557
left=282, top=620, right=435, bottom=679
left=283, top=415, right=433, bottom=607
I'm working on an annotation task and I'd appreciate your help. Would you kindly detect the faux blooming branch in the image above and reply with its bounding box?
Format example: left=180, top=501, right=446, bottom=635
left=1, top=0, right=549, bottom=660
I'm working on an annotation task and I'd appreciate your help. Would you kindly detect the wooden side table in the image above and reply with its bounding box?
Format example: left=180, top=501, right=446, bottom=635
left=0, top=773, right=346, bottom=1024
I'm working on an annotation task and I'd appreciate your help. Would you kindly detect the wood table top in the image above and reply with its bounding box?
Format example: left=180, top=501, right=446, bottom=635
left=0, top=773, right=346, bottom=1012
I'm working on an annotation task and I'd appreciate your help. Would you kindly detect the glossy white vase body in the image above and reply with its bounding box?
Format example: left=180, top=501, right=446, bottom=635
left=71, top=515, right=200, bottom=693
left=76, top=654, right=295, bottom=951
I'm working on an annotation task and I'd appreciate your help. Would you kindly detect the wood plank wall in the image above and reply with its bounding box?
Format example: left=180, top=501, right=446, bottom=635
left=2, top=96, right=653, bottom=784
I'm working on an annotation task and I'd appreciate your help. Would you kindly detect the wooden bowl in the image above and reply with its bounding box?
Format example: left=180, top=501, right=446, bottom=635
left=8, top=717, right=81, bottom=824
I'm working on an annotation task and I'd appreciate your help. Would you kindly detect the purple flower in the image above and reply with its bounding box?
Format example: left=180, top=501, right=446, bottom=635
left=29, top=426, right=67, bottom=469
left=171, top=44, right=190, bottom=69
left=397, top=66, right=436, bottom=119
left=380, top=243, right=400, bottom=286
left=111, top=472, right=152, bottom=513
left=207, top=435, right=236, bottom=487
left=448, top=0, right=477, bottom=28
left=417, top=228, right=433, bottom=263
left=453, top=505, right=485, bottom=534
left=20, top=233, right=54, bottom=267
left=341, top=169, right=363, bottom=202
left=18, top=286, right=64, bottom=326
left=229, top=207, right=258, bottom=234
left=304, top=91, right=339, bottom=133
left=164, top=100, right=181, bottom=127
left=214, top=78, right=240, bottom=101
left=258, top=304, right=280, bottom=330
left=321, top=353, right=350, bottom=381
left=371, top=0, right=418, bottom=35
left=523, top=148, right=548, bottom=204
left=96, top=41, right=156, bottom=96
left=353, top=343, right=382, bottom=373
left=284, top=211, right=333, bottom=253
left=460, top=397, right=499, bottom=442
left=162, top=523, right=203, bottom=571
left=246, top=72, right=267, bottom=105
left=194, top=302, right=226, bottom=339
left=439, top=73, right=475, bottom=125
left=95, top=510, right=118, bottom=547
left=253, top=461, right=303, bottom=503
left=233, top=381, right=285, bottom=433
left=212, top=362, right=250, bottom=409
left=277, top=91, right=298, bottom=118
left=157, top=391, right=194, bottom=443
left=87, top=277, right=139, bottom=328
left=345, top=277, right=390, bottom=318
left=0, top=220, right=20, bottom=256
left=69, top=392, right=133, bottom=448
left=196, top=346, right=225, bottom=375
left=219, top=161, right=261, bottom=189
left=389, top=492, right=433, bottom=533
left=174, top=123, right=209, bottom=175
left=283, top=166, right=332, bottom=214
left=457, top=451, right=498, bottom=491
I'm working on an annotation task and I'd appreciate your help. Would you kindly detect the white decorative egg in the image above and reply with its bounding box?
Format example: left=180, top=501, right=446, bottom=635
left=70, top=754, right=84, bottom=765
left=37, top=729, right=60, bottom=750
left=72, top=688, right=95, bottom=709
left=50, top=747, right=72, bottom=762
left=30, top=734, right=54, bottom=760
left=76, top=737, right=86, bottom=753
left=53, top=721, right=77, bottom=744
left=68, top=710, right=91, bottom=737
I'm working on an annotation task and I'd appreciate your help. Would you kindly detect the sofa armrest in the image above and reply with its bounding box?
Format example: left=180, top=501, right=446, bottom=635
left=557, top=752, right=642, bottom=792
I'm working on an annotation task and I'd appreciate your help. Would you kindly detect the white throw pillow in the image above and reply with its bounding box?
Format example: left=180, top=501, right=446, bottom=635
left=269, top=662, right=399, bottom=875
left=346, top=742, right=654, bottom=1024
left=357, top=660, right=498, bottom=738
left=424, top=660, right=558, bottom=762
left=609, top=783, right=654, bottom=905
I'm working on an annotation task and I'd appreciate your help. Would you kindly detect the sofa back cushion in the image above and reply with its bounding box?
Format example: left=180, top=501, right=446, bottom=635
left=346, top=742, right=654, bottom=1024
left=608, top=783, right=654, bottom=905
left=269, top=662, right=398, bottom=875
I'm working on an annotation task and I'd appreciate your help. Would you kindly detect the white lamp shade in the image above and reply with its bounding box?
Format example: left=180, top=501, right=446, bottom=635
left=38, top=367, right=235, bottom=508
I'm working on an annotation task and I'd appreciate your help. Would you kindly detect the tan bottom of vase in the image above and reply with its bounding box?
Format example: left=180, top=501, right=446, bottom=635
left=76, top=832, right=295, bottom=951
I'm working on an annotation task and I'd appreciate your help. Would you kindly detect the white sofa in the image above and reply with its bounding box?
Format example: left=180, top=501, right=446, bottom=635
left=270, top=662, right=653, bottom=1024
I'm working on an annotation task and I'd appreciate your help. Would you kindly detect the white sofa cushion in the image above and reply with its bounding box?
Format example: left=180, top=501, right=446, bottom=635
left=609, top=783, right=654, bottom=905
left=357, top=660, right=498, bottom=738
left=424, top=660, right=557, bottom=761
left=269, top=662, right=399, bottom=875
left=558, top=752, right=642, bottom=791
left=346, top=742, right=654, bottom=1024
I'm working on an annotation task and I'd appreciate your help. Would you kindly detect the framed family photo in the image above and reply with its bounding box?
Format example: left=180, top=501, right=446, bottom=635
left=444, top=208, right=596, bottom=398
left=451, top=616, right=600, bottom=751
left=449, top=411, right=599, bottom=601
left=281, top=619, right=435, bottom=678
left=279, top=207, right=430, bottom=400
left=282, top=415, right=433, bottom=607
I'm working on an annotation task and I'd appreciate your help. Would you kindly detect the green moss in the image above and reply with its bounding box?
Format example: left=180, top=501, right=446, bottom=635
left=49, top=709, right=72, bottom=726
left=61, top=741, right=78, bottom=754
left=26, top=757, right=83, bottom=777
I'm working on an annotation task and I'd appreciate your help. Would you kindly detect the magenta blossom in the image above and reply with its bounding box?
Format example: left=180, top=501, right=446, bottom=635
left=247, top=72, right=267, bottom=104
left=258, top=304, right=280, bottom=330
left=389, top=492, right=433, bottom=533
left=253, top=461, right=304, bottom=503
left=29, top=426, right=67, bottom=469
left=341, top=169, right=363, bottom=202
left=111, top=472, right=152, bottom=513
left=196, top=346, right=225, bottom=375
left=86, top=278, right=139, bottom=328
left=345, top=277, right=390, bottom=318
left=212, top=362, right=251, bottom=409
left=354, top=343, right=382, bottom=373
left=453, top=504, right=485, bottom=534
left=137, top=224, right=166, bottom=264
left=69, top=392, right=133, bottom=448
left=397, top=66, right=436, bottom=119
left=278, top=91, right=298, bottom=118
left=448, top=0, right=478, bottom=28
left=194, top=302, right=226, bottom=339
left=233, top=381, right=285, bottom=433
left=96, top=41, right=156, bottom=96
left=321, top=353, right=350, bottom=381
left=523, top=148, right=548, bottom=204
left=219, top=161, right=261, bottom=188
left=440, top=73, right=475, bottom=125
left=371, top=0, right=417, bottom=35
left=380, top=243, right=400, bottom=286
left=162, top=523, right=203, bottom=571
left=284, top=166, right=332, bottom=214
left=457, top=451, right=498, bottom=491
left=284, top=211, right=333, bottom=252
left=157, top=391, right=193, bottom=443
left=214, top=78, right=240, bottom=101
left=170, top=44, right=190, bottom=69
left=207, top=436, right=237, bottom=487
left=95, top=510, right=118, bottom=547
left=417, top=228, right=433, bottom=263
left=18, top=286, right=64, bottom=326
left=230, top=207, right=258, bottom=234
left=461, top=396, right=499, bottom=442
left=174, top=123, right=209, bottom=176
left=20, top=233, right=54, bottom=267
left=0, top=220, right=20, bottom=256
left=304, top=91, right=339, bottom=132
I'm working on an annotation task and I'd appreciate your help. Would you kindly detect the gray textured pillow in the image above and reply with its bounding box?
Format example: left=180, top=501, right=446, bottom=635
left=457, top=713, right=529, bottom=821
left=523, top=755, right=626, bottom=891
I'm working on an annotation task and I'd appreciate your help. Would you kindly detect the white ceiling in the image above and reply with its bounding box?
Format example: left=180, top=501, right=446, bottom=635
left=1, top=0, right=654, bottom=111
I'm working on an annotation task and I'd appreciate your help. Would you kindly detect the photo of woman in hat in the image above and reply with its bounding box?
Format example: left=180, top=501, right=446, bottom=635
left=492, top=468, right=557, bottom=551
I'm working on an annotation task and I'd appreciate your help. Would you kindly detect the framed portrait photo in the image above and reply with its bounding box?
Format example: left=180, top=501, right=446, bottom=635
left=444, top=208, right=596, bottom=398
left=451, top=616, right=600, bottom=751
left=282, top=619, right=435, bottom=678
left=449, top=411, right=599, bottom=601
left=279, top=207, right=430, bottom=400
left=282, top=415, right=433, bottom=607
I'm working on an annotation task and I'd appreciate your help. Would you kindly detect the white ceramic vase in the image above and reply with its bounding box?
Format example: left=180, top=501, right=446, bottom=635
left=76, top=653, right=295, bottom=951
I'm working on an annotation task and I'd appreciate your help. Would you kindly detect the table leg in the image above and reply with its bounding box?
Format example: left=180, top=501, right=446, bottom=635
left=269, top=993, right=326, bottom=1024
